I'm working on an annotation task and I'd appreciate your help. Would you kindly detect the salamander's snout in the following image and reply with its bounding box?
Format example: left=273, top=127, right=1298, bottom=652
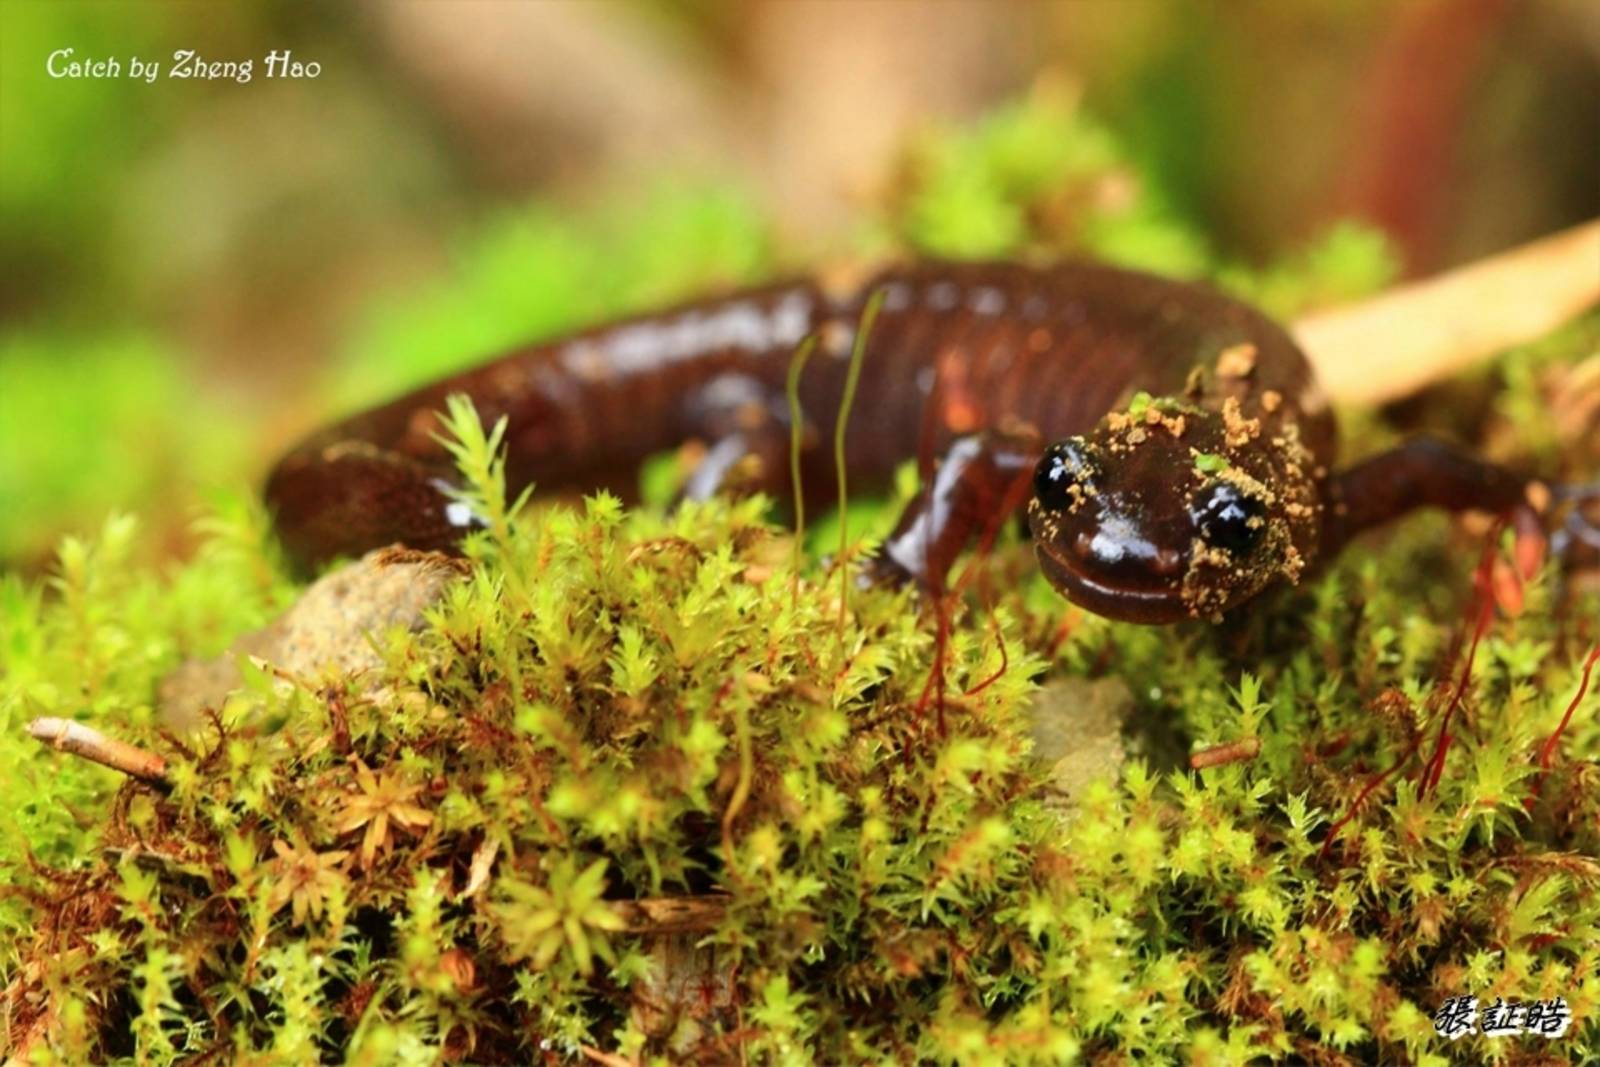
left=1026, top=411, right=1317, bottom=623
left=1027, top=432, right=1199, bottom=623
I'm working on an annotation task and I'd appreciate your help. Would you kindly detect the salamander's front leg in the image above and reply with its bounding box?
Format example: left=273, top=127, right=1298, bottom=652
left=1551, top=482, right=1600, bottom=567
left=678, top=374, right=800, bottom=503
left=861, top=428, right=1042, bottom=595
left=679, top=427, right=794, bottom=502
left=1321, top=435, right=1600, bottom=564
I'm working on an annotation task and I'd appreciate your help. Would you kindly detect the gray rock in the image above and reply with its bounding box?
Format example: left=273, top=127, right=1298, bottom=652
left=160, top=547, right=467, bottom=731
left=1027, top=675, right=1134, bottom=812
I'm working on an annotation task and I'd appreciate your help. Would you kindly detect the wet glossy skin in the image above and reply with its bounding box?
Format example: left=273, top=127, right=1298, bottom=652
left=1023, top=384, right=1323, bottom=622
left=267, top=261, right=1572, bottom=623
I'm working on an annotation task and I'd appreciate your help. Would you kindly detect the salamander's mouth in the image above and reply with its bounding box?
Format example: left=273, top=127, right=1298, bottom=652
left=1035, top=541, right=1193, bottom=625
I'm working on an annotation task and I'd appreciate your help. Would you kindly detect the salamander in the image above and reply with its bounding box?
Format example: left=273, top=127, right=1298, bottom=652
left=265, top=261, right=1598, bottom=623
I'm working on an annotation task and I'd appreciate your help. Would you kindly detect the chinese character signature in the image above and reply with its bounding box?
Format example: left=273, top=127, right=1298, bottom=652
left=1433, top=995, right=1571, bottom=1040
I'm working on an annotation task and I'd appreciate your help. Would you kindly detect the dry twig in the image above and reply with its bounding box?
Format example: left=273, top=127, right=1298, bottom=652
left=1190, top=738, right=1263, bottom=770
left=1295, top=219, right=1600, bottom=405
left=612, top=894, right=730, bottom=934
left=27, top=717, right=168, bottom=784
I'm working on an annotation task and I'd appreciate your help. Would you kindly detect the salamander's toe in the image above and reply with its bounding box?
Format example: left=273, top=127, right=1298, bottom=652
left=1560, top=495, right=1600, bottom=551
left=1544, top=483, right=1600, bottom=578
left=855, top=549, right=915, bottom=590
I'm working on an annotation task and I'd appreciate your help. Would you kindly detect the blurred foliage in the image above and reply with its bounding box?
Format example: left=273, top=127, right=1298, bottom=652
left=329, top=184, right=773, bottom=411
left=1, top=3, right=368, bottom=315
left=0, top=4, right=176, bottom=298
left=0, top=335, right=254, bottom=563
left=888, top=85, right=1211, bottom=276
left=1216, top=219, right=1399, bottom=321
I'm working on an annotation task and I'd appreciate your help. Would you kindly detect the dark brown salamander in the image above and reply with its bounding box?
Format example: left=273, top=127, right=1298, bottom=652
left=266, top=261, right=1598, bottom=623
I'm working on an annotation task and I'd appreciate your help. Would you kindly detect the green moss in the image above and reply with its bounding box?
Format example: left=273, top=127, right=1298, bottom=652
left=7, top=328, right=1600, bottom=1061
left=0, top=496, right=293, bottom=868
left=3, top=405, right=1058, bottom=1062
left=3, top=91, right=1596, bottom=1064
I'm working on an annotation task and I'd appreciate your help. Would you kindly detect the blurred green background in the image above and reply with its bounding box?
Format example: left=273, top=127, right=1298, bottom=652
left=2, top=0, right=1597, bottom=569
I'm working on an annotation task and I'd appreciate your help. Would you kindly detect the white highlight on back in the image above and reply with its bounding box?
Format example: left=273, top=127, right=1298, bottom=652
left=557, top=290, right=815, bottom=381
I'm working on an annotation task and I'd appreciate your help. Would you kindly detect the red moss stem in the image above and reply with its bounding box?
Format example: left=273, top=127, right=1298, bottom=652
left=1537, top=643, right=1600, bottom=770
left=1420, top=520, right=1503, bottom=796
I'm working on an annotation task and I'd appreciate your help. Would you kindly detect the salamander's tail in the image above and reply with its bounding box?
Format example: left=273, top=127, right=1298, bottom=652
left=265, top=443, right=481, bottom=575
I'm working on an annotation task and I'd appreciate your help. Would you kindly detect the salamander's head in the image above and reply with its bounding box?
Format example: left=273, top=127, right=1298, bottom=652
left=1027, top=400, right=1319, bottom=623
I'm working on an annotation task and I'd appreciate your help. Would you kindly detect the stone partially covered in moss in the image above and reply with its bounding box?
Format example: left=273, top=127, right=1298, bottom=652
left=158, top=547, right=470, bottom=733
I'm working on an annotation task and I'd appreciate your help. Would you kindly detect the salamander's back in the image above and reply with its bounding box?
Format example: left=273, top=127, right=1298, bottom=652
left=814, top=261, right=1335, bottom=477
left=265, top=260, right=1335, bottom=570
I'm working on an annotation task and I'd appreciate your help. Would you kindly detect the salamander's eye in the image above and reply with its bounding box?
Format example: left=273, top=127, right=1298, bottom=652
left=1033, top=438, right=1094, bottom=512
left=1193, top=483, right=1265, bottom=555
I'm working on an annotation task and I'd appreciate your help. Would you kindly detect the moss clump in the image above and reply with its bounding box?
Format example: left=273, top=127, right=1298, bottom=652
left=7, top=329, right=1600, bottom=1062
left=0, top=497, right=293, bottom=867
left=4, top=402, right=1062, bottom=1063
